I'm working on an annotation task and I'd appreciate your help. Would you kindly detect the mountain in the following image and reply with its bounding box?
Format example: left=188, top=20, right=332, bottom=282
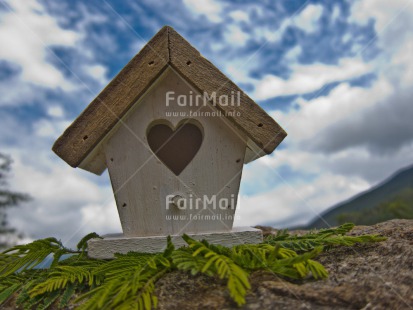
left=307, top=164, right=413, bottom=229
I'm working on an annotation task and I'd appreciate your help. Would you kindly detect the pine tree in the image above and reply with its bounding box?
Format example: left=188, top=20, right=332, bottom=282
left=0, top=153, right=30, bottom=249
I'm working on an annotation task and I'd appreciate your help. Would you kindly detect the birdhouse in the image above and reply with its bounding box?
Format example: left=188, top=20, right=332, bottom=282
left=53, top=26, right=286, bottom=259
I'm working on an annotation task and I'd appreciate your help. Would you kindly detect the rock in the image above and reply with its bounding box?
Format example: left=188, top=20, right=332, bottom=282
left=155, top=219, right=413, bottom=309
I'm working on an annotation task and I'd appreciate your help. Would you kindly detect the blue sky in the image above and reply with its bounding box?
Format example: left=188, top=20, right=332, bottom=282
left=1, top=0, right=413, bottom=246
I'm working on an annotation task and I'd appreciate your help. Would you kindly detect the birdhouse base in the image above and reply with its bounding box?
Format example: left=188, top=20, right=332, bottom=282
left=87, top=227, right=263, bottom=259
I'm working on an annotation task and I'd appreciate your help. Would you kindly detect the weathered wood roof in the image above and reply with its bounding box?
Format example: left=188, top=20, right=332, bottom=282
left=52, top=26, right=287, bottom=168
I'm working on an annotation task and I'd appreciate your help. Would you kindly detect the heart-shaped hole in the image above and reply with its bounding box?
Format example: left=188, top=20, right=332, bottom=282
left=147, top=120, right=203, bottom=175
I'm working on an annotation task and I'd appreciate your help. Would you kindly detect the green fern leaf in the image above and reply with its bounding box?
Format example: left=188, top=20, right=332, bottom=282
left=181, top=235, right=250, bottom=306
left=171, top=248, right=212, bottom=276
left=76, top=253, right=170, bottom=310
left=163, top=235, right=175, bottom=257
left=58, top=283, right=75, bottom=308
left=306, top=260, right=328, bottom=279
left=15, top=287, right=30, bottom=306
left=77, top=232, right=102, bottom=254
left=93, top=253, right=155, bottom=278
left=37, top=290, right=60, bottom=310
left=0, top=225, right=385, bottom=309
left=29, top=264, right=94, bottom=297
left=264, top=223, right=385, bottom=252
left=0, top=238, right=73, bottom=277
left=0, top=282, right=20, bottom=304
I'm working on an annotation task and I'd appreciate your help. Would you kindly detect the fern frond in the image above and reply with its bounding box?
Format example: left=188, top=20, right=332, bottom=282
left=113, top=267, right=166, bottom=310
left=93, top=253, right=155, bottom=279
left=14, top=271, right=49, bottom=309
left=163, top=235, right=175, bottom=257
left=230, top=243, right=328, bottom=280
left=58, top=254, right=103, bottom=268
left=15, top=286, right=30, bottom=306
left=0, top=237, right=74, bottom=276
left=30, top=265, right=95, bottom=297
left=58, top=283, right=75, bottom=308
left=0, top=282, right=20, bottom=304
left=265, top=223, right=385, bottom=251
left=171, top=248, right=212, bottom=276
left=266, top=247, right=327, bottom=279
left=76, top=252, right=172, bottom=310
left=0, top=225, right=385, bottom=309
left=77, top=232, right=102, bottom=255
left=37, top=289, right=60, bottom=310
left=317, top=223, right=355, bottom=236
left=230, top=243, right=298, bottom=270
left=76, top=263, right=168, bottom=310
left=180, top=235, right=250, bottom=306
left=306, top=259, right=328, bottom=279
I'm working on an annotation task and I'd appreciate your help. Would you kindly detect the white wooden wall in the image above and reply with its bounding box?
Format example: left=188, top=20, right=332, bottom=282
left=104, top=69, right=247, bottom=237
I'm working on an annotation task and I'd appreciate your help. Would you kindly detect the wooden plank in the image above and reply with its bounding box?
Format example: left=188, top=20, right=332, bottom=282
left=105, top=69, right=246, bottom=237
left=87, top=227, right=263, bottom=259
left=168, top=27, right=287, bottom=155
left=52, top=26, right=170, bottom=167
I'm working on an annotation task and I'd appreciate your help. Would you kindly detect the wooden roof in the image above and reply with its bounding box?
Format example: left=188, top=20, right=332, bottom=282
left=52, top=26, right=287, bottom=169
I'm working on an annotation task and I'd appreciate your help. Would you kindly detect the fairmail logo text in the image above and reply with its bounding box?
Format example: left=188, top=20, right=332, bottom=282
left=165, top=90, right=241, bottom=107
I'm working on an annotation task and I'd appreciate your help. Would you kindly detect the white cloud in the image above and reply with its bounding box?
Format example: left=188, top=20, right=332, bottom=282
left=342, top=32, right=352, bottom=44
left=220, top=3, right=326, bottom=92
left=312, top=86, right=413, bottom=155
left=271, top=79, right=391, bottom=142
left=83, top=64, right=108, bottom=85
left=229, top=10, right=249, bottom=23
left=81, top=202, right=121, bottom=235
left=128, top=40, right=145, bottom=57
left=0, top=77, right=43, bottom=107
left=235, top=140, right=413, bottom=227
left=331, top=5, right=341, bottom=21
left=253, top=20, right=288, bottom=44
left=47, top=106, right=65, bottom=118
left=0, top=1, right=122, bottom=246
left=234, top=0, right=413, bottom=228
left=284, top=45, right=302, bottom=62
left=224, top=57, right=258, bottom=85
left=33, top=119, right=71, bottom=138
left=293, top=4, right=323, bottom=33
left=225, top=63, right=249, bottom=83
left=224, top=25, right=250, bottom=47
left=0, top=0, right=80, bottom=89
left=182, top=0, right=224, bottom=23
left=254, top=58, right=372, bottom=99
left=350, top=0, right=413, bottom=30
left=7, top=153, right=120, bottom=248
left=235, top=172, right=368, bottom=227
left=0, top=0, right=112, bottom=109
left=253, top=3, right=323, bottom=44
